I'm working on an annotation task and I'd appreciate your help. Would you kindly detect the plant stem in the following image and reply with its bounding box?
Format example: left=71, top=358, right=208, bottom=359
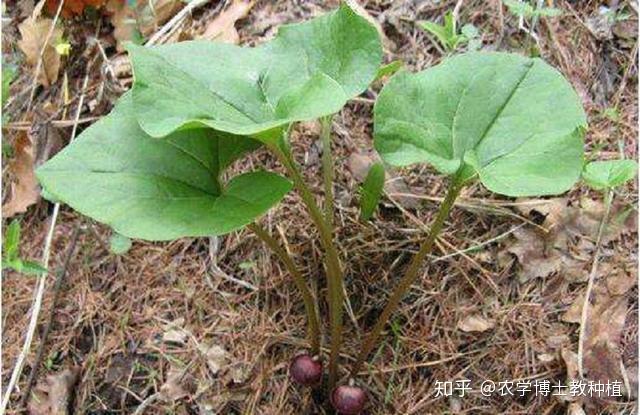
left=320, top=116, right=335, bottom=228
left=268, top=140, right=344, bottom=389
left=577, top=189, right=614, bottom=378
left=248, top=223, right=321, bottom=354
left=350, top=177, right=464, bottom=376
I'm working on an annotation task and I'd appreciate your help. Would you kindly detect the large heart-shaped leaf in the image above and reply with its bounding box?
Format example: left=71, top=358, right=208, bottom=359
left=128, top=3, right=382, bottom=141
left=374, top=52, right=587, bottom=197
left=37, top=94, right=292, bottom=241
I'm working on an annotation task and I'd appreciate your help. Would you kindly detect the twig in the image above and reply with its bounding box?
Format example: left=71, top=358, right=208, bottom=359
left=19, top=226, right=82, bottom=409
left=577, top=189, right=614, bottom=378
left=145, top=0, right=211, bottom=46
left=26, top=0, right=65, bottom=112
left=0, top=70, right=89, bottom=414
left=0, top=204, right=60, bottom=413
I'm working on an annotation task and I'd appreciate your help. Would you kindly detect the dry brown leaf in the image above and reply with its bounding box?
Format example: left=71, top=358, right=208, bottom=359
left=571, top=285, right=629, bottom=385
left=198, top=0, right=254, bottom=44
left=18, top=15, right=63, bottom=87
left=160, top=366, right=196, bottom=401
left=106, top=0, right=137, bottom=51
left=457, top=314, right=495, bottom=333
left=3, top=131, right=41, bottom=217
left=567, top=402, right=587, bottom=415
left=561, top=348, right=580, bottom=380
left=507, top=227, right=585, bottom=283
left=137, top=0, right=183, bottom=36
left=45, top=0, right=107, bottom=18
left=505, top=196, right=635, bottom=283
left=107, top=0, right=183, bottom=50
left=28, top=368, right=80, bottom=415
left=162, top=317, right=189, bottom=345
left=198, top=343, right=228, bottom=375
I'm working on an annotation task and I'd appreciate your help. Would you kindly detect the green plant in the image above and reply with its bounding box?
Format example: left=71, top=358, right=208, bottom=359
left=37, top=3, right=382, bottom=392
left=359, top=162, right=385, bottom=221
left=503, top=0, right=561, bottom=42
left=350, top=51, right=587, bottom=376
left=2, top=220, right=48, bottom=275
left=582, top=159, right=637, bottom=191
left=418, top=11, right=481, bottom=53
left=577, top=158, right=636, bottom=377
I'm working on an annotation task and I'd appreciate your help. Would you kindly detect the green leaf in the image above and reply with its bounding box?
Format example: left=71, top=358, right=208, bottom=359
left=128, top=4, right=382, bottom=142
left=2, top=63, right=16, bottom=106
left=418, top=20, right=450, bottom=50
left=374, top=60, right=403, bottom=82
left=110, top=232, right=132, bottom=255
left=374, top=52, right=587, bottom=197
left=3, top=220, right=21, bottom=261
left=37, top=94, right=292, bottom=241
left=17, top=260, right=48, bottom=275
left=582, top=159, right=638, bottom=190
left=359, top=162, right=385, bottom=220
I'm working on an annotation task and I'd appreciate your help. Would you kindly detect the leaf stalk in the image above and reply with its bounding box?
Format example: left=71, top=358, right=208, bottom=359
left=268, top=138, right=344, bottom=389
left=350, top=174, right=464, bottom=376
left=248, top=223, right=321, bottom=354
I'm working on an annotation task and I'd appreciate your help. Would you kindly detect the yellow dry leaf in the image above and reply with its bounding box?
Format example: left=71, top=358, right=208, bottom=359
left=199, top=0, right=254, bottom=44
left=17, top=16, right=63, bottom=87
left=3, top=131, right=41, bottom=217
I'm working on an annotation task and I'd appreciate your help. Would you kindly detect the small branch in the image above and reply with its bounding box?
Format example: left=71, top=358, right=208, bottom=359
left=145, top=0, right=211, bottom=46
left=577, top=189, right=614, bottom=379
left=19, top=226, right=82, bottom=409
left=248, top=223, right=321, bottom=354
left=1, top=70, right=89, bottom=413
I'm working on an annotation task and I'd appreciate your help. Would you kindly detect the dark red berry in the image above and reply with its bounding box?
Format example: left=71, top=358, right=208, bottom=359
left=289, top=354, right=322, bottom=386
left=331, top=384, right=367, bottom=415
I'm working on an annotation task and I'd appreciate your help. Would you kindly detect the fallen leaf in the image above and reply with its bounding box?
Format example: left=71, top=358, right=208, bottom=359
left=106, top=0, right=137, bottom=51
left=198, top=0, right=254, bottom=44
left=507, top=227, right=584, bottom=283
left=3, top=131, right=41, bottom=217
left=107, top=0, right=183, bottom=50
left=137, top=0, right=183, bottom=36
left=28, top=367, right=80, bottom=415
left=160, top=366, right=196, bottom=401
left=198, top=343, right=228, bottom=375
left=567, top=402, right=587, bottom=415
left=506, top=196, right=635, bottom=283
left=162, top=318, right=188, bottom=345
left=457, top=314, right=495, bottom=333
left=565, top=284, right=629, bottom=386
left=17, top=13, right=64, bottom=86
left=561, top=348, right=579, bottom=380
left=45, top=0, right=107, bottom=18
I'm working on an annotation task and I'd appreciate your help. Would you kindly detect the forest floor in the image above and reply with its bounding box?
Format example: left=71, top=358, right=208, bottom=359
left=1, top=0, right=638, bottom=414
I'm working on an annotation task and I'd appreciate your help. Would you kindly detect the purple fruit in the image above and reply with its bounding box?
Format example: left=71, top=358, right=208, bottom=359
left=331, top=384, right=367, bottom=414
left=289, top=354, right=322, bottom=386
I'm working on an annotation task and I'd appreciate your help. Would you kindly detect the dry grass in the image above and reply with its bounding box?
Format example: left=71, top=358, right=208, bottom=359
left=2, top=0, right=638, bottom=414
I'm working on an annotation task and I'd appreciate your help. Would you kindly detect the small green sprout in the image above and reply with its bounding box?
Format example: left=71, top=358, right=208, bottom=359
left=2, top=220, right=48, bottom=275
left=359, top=162, right=385, bottom=221
left=418, top=11, right=481, bottom=53
left=582, top=159, right=637, bottom=191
